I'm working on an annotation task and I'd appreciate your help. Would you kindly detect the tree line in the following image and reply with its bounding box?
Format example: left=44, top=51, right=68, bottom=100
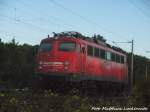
left=0, top=38, right=38, bottom=88
left=0, top=38, right=149, bottom=88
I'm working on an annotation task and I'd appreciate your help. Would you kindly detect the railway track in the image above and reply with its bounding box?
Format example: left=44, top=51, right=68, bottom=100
left=0, top=79, right=132, bottom=97
left=0, top=79, right=130, bottom=100
left=0, top=85, right=129, bottom=100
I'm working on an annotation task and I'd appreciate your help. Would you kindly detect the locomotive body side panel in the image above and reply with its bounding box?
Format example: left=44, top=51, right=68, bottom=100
left=36, top=35, right=128, bottom=84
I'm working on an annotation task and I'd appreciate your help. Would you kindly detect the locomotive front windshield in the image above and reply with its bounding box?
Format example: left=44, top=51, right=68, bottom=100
left=39, top=43, right=52, bottom=52
left=59, top=42, right=75, bottom=51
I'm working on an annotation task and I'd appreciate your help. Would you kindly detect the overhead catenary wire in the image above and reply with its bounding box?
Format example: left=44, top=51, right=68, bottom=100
left=1, top=2, right=65, bottom=31
left=0, top=2, right=50, bottom=33
left=48, top=0, right=130, bottom=41
left=15, top=0, right=131, bottom=49
left=1, top=0, right=133, bottom=49
left=128, top=0, right=150, bottom=19
left=2, top=0, right=130, bottom=42
left=140, top=0, right=150, bottom=10
left=0, top=14, right=48, bottom=33
left=16, top=0, right=80, bottom=29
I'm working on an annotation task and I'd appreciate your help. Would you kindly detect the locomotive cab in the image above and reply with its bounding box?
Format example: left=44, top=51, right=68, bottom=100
left=36, top=36, right=84, bottom=82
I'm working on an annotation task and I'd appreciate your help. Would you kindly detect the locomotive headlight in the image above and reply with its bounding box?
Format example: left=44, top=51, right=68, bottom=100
left=64, top=61, right=69, bottom=66
left=39, top=66, right=42, bottom=69
left=64, top=66, right=68, bottom=70
left=39, top=61, right=43, bottom=65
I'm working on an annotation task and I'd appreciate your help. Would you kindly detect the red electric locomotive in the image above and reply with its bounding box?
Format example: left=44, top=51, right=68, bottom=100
left=35, top=31, right=128, bottom=89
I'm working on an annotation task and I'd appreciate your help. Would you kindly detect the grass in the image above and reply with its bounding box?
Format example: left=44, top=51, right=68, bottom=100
left=0, top=88, right=149, bottom=112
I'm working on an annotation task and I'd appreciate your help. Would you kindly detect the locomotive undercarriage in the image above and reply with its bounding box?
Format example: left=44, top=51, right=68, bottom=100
left=33, top=73, right=130, bottom=97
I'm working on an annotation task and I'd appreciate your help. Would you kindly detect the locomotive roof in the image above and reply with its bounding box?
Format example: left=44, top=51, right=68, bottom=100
left=42, top=36, right=126, bottom=56
left=41, top=31, right=126, bottom=56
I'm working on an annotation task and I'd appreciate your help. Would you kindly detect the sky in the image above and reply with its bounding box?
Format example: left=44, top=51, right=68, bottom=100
left=0, top=0, right=150, bottom=58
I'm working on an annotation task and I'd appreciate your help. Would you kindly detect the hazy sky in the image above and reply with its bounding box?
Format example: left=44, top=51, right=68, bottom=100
left=0, top=0, right=150, bottom=58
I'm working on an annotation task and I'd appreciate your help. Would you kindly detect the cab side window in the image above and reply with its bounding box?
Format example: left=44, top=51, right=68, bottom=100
left=94, top=47, right=99, bottom=57
left=121, top=56, right=124, bottom=64
left=100, top=49, right=105, bottom=59
left=87, top=45, right=93, bottom=56
left=116, top=54, right=121, bottom=63
left=111, top=53, right=116, bottom=61
left=106, top=52, right=111, bottom=60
